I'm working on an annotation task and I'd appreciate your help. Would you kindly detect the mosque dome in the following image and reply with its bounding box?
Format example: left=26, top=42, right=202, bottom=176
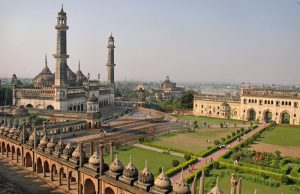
left=32, top=58, right=55, bottom=87
left=109, top=155, right=124, bottom=173
left=88, top=151, right=101, bottom=165
left=154, top=168, right=171, bottom=190
left=88, top=94, right=98, bottom=103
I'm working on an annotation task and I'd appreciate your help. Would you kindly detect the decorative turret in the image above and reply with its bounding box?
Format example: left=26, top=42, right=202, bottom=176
left=46, top=135, right=57, bottom=151
left=61, top=142, right=74, bottom=160
left=88, top=151, right=101, bottom=166
left=76, top=60, right=88, bottom=86
left=32, top=55, right=55, bottom=87
left=119, top=156, right=138, bottom=185
left=208, top=178, right=223, bottom=194
left=0, top=122, right=6, bottom=134
left=38, top=135, right=49, bottom=150
left=135, top=160, right=154, bottom=191
left=173, top=170, right=190, bottom=194
left=151, top=167, right=172, bottom=194
left=109, top=154, right=124, bottom=176
left=53, top=137, right=66, bottom=157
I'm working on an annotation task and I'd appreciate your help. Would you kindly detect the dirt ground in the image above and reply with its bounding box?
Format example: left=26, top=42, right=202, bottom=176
left=250, top=143, right=300, bottom=158
left=0, top=158, right=65, bottom=194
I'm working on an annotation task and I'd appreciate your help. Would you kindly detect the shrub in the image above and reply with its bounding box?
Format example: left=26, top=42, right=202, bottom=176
left=204, top=122, right=207, bottom=126
left=232, top=132, right=236, bottom=136
left=214, top=140, right=220, bottom=145
left=138, top=136, right=145, bottom=143
left=221, top=138, right=226, bottom=142
left=213, top=161, right=220, bottom=169
left=184, top=154, right=191, bottom=161
left=165, top=157, right=198, bottom=177
left=172, top=160, right=180, bottom=167
left=237, top=129, right=240, bottom=134
left=240, top=128, right=245, bottom=132
left=220, top=123, right=224, bottom=128
left=227, top=135, right=231, bottom=139
left=281, top=175, right=291, bottom=184
left=207, top=146, right=212, bottom=149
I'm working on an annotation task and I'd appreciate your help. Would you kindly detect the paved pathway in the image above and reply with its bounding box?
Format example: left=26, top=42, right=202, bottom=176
left=134, top=143, right=184, bottom=157
left=170, top=123, right=269, bottom=183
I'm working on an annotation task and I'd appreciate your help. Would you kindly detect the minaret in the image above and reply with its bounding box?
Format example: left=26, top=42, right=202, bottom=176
left=106, top=33, right=116, bottom=85
left=53, top=6, right=69, bottom=101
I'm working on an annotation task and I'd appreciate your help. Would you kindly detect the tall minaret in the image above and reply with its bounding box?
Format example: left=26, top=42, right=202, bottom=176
left=53, top=6, right=69, bottom=104
left=53, top=5, right=69, bottom=88
left=106, top=33, right=116, bottom=85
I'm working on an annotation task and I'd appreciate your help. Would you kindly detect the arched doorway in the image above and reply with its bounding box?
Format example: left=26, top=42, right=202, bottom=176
left=25, top=152, right=32, bottom=167
left=26, top=104, right=33, bottom=109
left=44, top=160, right=50, bottom=177
left=51, top=164, right=57, bottom=181
left=84, top=179, right=96, bottom=194
left=47, top=105, right=54, bottom=110
left=105, top=187, right=115, bottom=194
left=37, top=158, right=43, bottom=173
left=16, top=148, right=21, bottom=163
left=11, top=146, right=15, bottom=160
left=247, top=109, right=256, bottom=121
left=281, top=112, right=290, bottom=124
left=1, top=142, right=6, bottom=153
left=264, top=110, right=272, bottom=122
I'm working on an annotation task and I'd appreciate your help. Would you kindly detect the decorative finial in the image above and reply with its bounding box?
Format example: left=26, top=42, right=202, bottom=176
left=62, top=4, right=63, bottom=10
left=115, top=154, right=118, bottom=160
left=45, top=54, right=48, bottom=67
left=161, top=166, right=164, bottom=173
left=216, top=177, right=219, bottom=186
left=129, top=154, right=132, bottom=162
left=180, top=168, right=183, bottom=178
left=78, top=60, right=80, bottom=71
left=111, top=32, right=112, bottom=37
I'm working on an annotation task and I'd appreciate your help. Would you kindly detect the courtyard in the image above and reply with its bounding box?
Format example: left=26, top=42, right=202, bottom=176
left=148, top=127, right=238, bottom=154
left=251, top=125, right=300, bottom=158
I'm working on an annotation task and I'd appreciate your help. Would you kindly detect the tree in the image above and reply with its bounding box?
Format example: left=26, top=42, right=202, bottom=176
left=184, top=154, right=191, bottom=161
left=193, top=121, right=198, bottom=132
left=180, top=90, right=196, bottom=109
left=172, top=160, right=180, bottom=167
left=0, top=86, right=12, bottom=106
left=220, top=123, right=224, bottom=128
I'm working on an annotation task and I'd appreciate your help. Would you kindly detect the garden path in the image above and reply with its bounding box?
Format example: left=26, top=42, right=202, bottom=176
left=134, top=143, right=184, bottom=157
left=170, top=123, right=269, bottom=183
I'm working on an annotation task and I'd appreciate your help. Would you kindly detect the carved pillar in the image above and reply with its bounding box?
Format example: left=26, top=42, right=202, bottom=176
left=67, top=174, right=70, bottom=190
left=59, top=170, right=62, bottom=185
left=231, top=174, right=237, bottom=194
left=90, top=141, right=94, bottom=157
left=51, top=168, right=54, bottom=181
left=199, top=170, right=205, bottom=194
left=109, top=141, right=114, bottom=164
left=237, top=178, right=242, bottom=194
left=16, top=152, right=19, bottom=163
left=99, top=142, right=104, bottom=175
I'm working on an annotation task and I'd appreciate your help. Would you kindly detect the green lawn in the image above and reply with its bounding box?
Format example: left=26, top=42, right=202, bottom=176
left=177, top=115, right=250, bottom=126
left=103, top=146, right=184, bottom=176
left=194, top=170, right=300, bottom=194
left=149, top=128, right=237, bottom=154
left=260, top=125, right=300, bottom=147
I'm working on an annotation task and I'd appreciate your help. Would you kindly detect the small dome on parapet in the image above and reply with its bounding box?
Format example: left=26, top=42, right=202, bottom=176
left=39, top=135, right=49, bottom=146
left=55, top=138, right=66, bottom=154
left=109, top=155, right=124, bottom=173
left=172, top=170, right=190, bottom=194
left=0, top=123, right=6, bottom=133
left=29, top=130, right=40, bottom=142
left=47, top=136, right=57, bottom=150
left=154, top=167, right=171, bottom=190
left=88, top=151, right=101, bottom=165
left=138, top=161, right=154, bottom=185
left=72, top=144, right=86, bottom=159
left=123, top=156, right=138, bottom=179
left=63, top=143, right=74, bottom=156
left=9, top=125, right=16, bottom=134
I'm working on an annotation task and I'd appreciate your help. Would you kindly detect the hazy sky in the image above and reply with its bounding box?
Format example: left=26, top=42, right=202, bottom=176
left=0, top=0, right=299, bottom=84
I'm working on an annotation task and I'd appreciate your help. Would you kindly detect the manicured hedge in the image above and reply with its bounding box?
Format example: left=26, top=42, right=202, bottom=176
left=291, top=165, right=300, bottom=178
left=165, top=157, right=198, bottom=177
left=198, top=127, right=252, bottom=157
left=184, top=162, right=214, bottom=183
left=220, top=162, right=283, bottom=181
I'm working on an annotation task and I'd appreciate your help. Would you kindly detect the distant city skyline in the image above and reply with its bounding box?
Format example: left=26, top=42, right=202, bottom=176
left=0, top=0, right=299, bottom=85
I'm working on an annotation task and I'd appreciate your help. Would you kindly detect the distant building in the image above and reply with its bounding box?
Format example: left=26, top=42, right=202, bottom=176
left=12, top=7, right=115, bottom=111
left=193, top=83, right=300, bottom=125
left=151, top=76, right=184, bottom=101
